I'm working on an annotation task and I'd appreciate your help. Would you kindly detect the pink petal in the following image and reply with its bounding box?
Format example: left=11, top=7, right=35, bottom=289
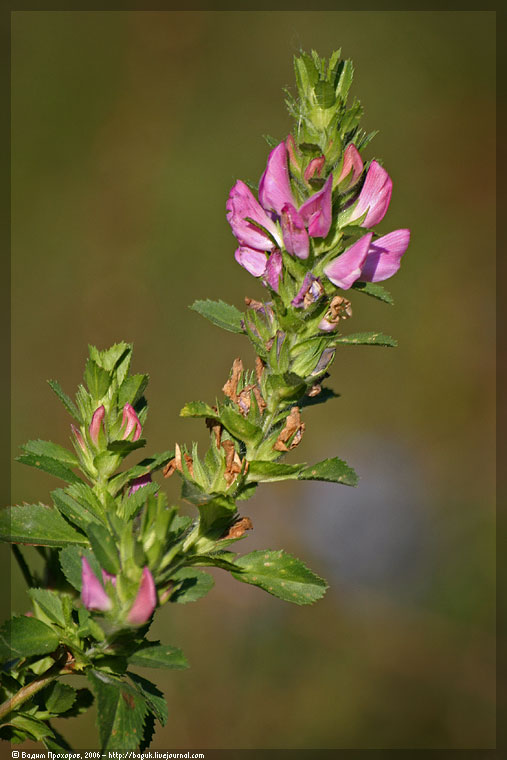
left=234, top=246, right=267, bottom=277
left=89, top=406, right=105, bottom=446
left=264, top=250, right=282, bottom=292
left=81, top=557, right=112, bottom=612
left=360, top=229, right=410, bottom=282
left=299, top=175, right=333, bottom=238
left=304, top=156, right=325, bottom=181
left=337, top=144, right=363, bottom=189
left=323, top=233, right=374, bottom=290
left=121, top=404, right=142, bottom=442
left=280, top=203, right=309, bottom=259
left=258, top=143, right=295, bottom=217
left=128, top=473, right=153, bottom=495
left=351, top=160, right=392, bottom=228
left=127, top=567, right=157, bottom=625
left=226, top=180, right=281, bottom=251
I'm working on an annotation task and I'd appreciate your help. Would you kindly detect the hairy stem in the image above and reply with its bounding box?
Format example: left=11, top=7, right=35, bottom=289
left=0, top=657, right=67, bottom=721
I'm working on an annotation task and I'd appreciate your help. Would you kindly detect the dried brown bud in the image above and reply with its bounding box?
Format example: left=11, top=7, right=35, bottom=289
left=222, top=516, right=254, bottom=540
left=308, top=383, right=322, bottom=398
left=223, top=358, right=243, bottom=403
left=274, top=407, right=305, bottom=452
left=221, top=439, right=244, bottom=486
left=255, top=356, right=265, bottom=384
left=163, top=442, right=194, bottom=478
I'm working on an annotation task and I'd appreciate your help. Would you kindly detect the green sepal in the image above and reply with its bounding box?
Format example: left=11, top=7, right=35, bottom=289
left=220, top=405, right=262, bottom=446
left=230, top=549, right=328, bottom=605
left=0, top=615, right=60, bottom=662
left=118, top=374, right=149, bottom=409
left=298, top=456, right=358, bottom=486
left=190, top=299, right=244, bottom=333
left=334, top=331, right=397, bottom=347
left=127, top=642, right=189, bottom=670
left=86, top=523, right=121, bottom=575
left=0, top=504, right=88, bottom=547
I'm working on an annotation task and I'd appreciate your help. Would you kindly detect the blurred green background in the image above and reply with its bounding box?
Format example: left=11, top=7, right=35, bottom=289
left=9, top=10, right=495, bottom=750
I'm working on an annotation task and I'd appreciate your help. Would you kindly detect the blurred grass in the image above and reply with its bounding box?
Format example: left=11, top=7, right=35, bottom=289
left=9, top=11, right=495, bottom=749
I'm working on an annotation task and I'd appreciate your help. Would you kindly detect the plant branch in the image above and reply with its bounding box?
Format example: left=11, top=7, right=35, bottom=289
left=0, top=656, right=67, bottom=722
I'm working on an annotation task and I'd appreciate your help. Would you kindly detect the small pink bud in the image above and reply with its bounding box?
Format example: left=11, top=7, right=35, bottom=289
left=337, top=144, right=364, bottom=189
left=121, top=404, right=142, bottom=442
left=71, top=424, right=86, bottom=452
left=286, top=134, right=301, bottom=171
left=81, top=557, right=112, bottom=612
left=101, top=569, right=117, bottom=587
left=127, top=567, right=157, bottom=625
left=304, top=156, right=325, bottom=181
left=128, top=473, right=153, bottom=495
left=89, top=406, right=105, bottom=446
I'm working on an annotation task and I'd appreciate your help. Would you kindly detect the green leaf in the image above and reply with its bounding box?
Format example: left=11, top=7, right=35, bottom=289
left=128, top=672, right=168, bottom=726
left=180, top=400, right=217, bottom=419
left=351, top=281, right=394, bottom=304
left=59, top=546, right=101, bottom=591
left=190, top=299, right=244, bottom=333
left=86, top=523, right=120, bottom=575
left=231, top=550, right=328, bottom=605
left=220, top=406, right=262, bottom=445
left=45, top=682, right=77, bottom=714
left=197, top=496, right=236, bottom=538
left=52, top=488, right=102, bottom=531
left=16, top=452, right=82, bottom=484
left=0, top=504, right=88, bottom=547
left=0, top=616, right=60, bottom=662
left=21, top=440, right=79, bottom=466
left=298, top=456, right=358, bottom=486
left=28, top=588, right=66, bottom=628
left=3, top=714, right=54, bottom=742
left=84, top=358, right=111, bottom=401
left=127, top=642, right=189, bottom=670
left=335, top=331, right=397, bottom=347
left=47, top=379, right=81, bottom=422
left=42, top=727, right=73, bottom=751
left=246, top=460, right=304, bottom=483
left=87, top=670, right=147, bottom=751
left=314, top=79, right=335, bottom=108
left=167, top=568, right=214, bottom=604
left=118, top=374, right=149, bottom=409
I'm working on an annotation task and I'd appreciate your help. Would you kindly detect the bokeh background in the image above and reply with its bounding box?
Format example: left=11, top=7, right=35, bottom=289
left=9, top=10, right=495, bottom=750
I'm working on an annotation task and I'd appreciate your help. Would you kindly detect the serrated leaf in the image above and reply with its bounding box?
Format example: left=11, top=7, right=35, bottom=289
left=298, top=456, right=358, bottom=486
left=87, top=670, right=147, bottom=750
left=59, top=546, right=100, bottom=591
left=86, top=523, right=120, bottom=575
left=84, top=358, right=111, bottom=401
left=180, top=400, right=217, bottom=419
left=28, top=588, right=66, bottom=627
left=351, top=281, right=394, bottom=304
left=45, top=681, right=77, bottom=714
left=51, top=488, right=102, bottom=531
left=127, top=643, right=188, bottom=670
left=3, top=714, right=54, bottom=742
left=167, top=568, right=214, bottom=604
left=246, top=461, right=304, bottom=483
left=231, top=550, right=328, bottom=605
left=0, top=504, right=88, bottom=547
left=47, top=379, right=81, bottom=422
left=21, top=440, right=79, bottom=466
left=190, top=299, right=244, bottom=333
left=128, top=672, right=168, bottom=726
left=118, top=374, right=149, bottom=409
left=0, top=616, right=60, bottom=662
left=335, top=331, right=397, bottom=347
left=16, top=452, right=82, bottom=484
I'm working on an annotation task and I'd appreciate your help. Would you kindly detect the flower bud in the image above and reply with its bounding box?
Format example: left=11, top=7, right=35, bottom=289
left=286, top=134, right=301, bottom=172
left=89, top=406, right=105, bottom=446
left=304, top=156, right=325, bottom=181
left=81, top=557, right=112, bottom=612
left=128, top=473, right=153, bottom=495
left=127, top=567, right=157, bottom=625
left=337, top=144, right=363, bottom=190
left=121, top=403, right=142, bottom=442
left=71, top=424, right=86, bottom=453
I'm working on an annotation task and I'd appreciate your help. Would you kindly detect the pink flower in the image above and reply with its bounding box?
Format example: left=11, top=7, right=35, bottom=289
left=89, top=406, right=105, bottom=446
left=128, top=473, right=153, bottom=495
left=127, top=567, right=157, bottom=625
left=121, top=404, right=142, bottom=442
left=349, top=160, right=392, bottom=228
left=337, top=144, right=363, bottom=189
left=81, top=557, right=112, bottom=612
left=324, top=229, right=410, bottom=289
left=71, top=424, right=86, bottom=452
left=304, top=156, right=325, bottom=181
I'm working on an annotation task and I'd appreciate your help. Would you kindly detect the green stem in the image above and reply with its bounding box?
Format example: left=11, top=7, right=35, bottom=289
left=0, top=657, right=67, bottom=722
